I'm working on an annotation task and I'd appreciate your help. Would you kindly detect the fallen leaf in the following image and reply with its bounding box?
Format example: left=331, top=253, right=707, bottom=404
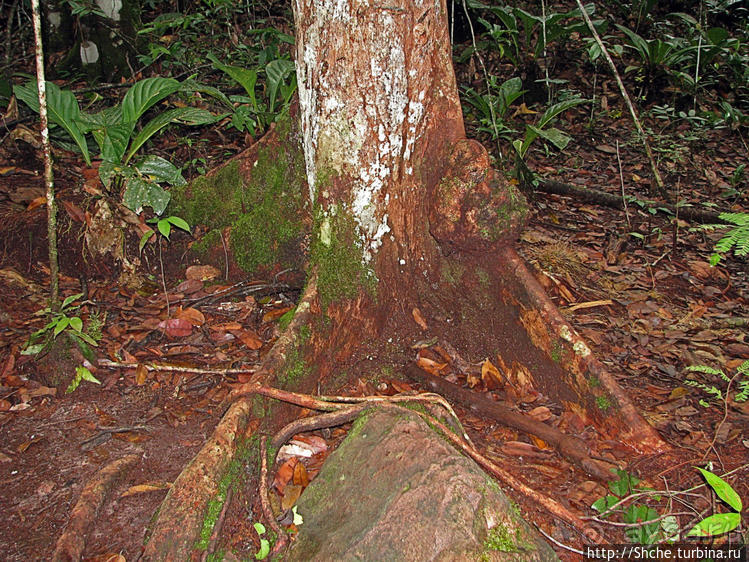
left=234, top=329, right=263, bottom=350
left=26, top=196, right=47, bottom=211
left=158, top=318, right=193, bottom=338
left=595, top=144, right=617, bottom=154
left=176, top=306, right=205, bottom=326
left=185, top=265, right=220, bottom=281
left=293, top=461, right=309, bottom=487
left=175, top=278, right=203, bottom=294
left=121, top=482, right=171, bottom=497
left=412, top=307, right=428, bottom=330
left=135, top=363, right=148, bottom=386
left=211, top=321, right=242, bottom=331
left=416, top=355, right=448, bottom=375
left=263, top=306, right=294, bottom=322
left=528, top=406, right=552, bottom=422
left=273, top=457, right=298, bottom=494
left=481, top=359, right=503, bottom=389
left=281, top=484, right=302, bottom=510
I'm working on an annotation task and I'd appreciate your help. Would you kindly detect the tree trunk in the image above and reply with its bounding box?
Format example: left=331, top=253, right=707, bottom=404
left=293, top=0, right=527, bottom=370
left=143, top=0, right=669, bottom=557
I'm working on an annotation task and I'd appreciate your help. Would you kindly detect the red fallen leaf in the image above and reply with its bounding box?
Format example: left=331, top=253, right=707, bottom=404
left=175, top=278, right=203, bottom=295
left=500, top=440, right=552, bottom=459
left=185, top=265, right=220, bottom=281
left=0, top=399, right=11, bottom=411
left=1, top=354, right=15, bottom=379
left=273, top=457, right=298, bottom=495
left=176, top=306, right=205, bottom=326
left=158, top=318, right=193, bottom=337
left=61, top=199, right=86, bottom=222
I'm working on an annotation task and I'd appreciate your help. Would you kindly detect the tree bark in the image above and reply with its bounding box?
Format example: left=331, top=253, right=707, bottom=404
left=292, top=0, right=527, bottom=369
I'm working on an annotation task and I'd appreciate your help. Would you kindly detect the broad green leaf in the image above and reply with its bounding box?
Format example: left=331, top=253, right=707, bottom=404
left=98, top=160, right=119, bottom=187
left=687, top=513, right=741, bottom=537
left=266, top=59, right=295, bottom=113
left=53, top=316, right=70, bottom=338
left=179, top=78, right=234, bottom=109
left=79, top=367, right=100, bottom=383
left=157, top=218, right=171, bottom=238
left=125, top=107, right=217, bottom=164
left=255, top=539, right=269, bottom=560
left=253, top=522, right=266, bottom=535
left=122, top=177, right=171, bottom=216
left=90, top=123, right=132, bottom=163
left=697, top=468, right=742, bottom=512
left=61, top=292, right=84, bottom=309
left=136, top=155, right=186, bottom=186
left=122, top=77, right=180, bottom=123
left=533, top=126, right=572, bottom=151
left=537, top=98, right=589, bottom=129
left=139, top=229, right=155, bottom=253
left=167, top=216, right=190, bottom=232
left=15, top=81, right=91, bottom=165
left=68, top=331, right=98, bottom=362
left=208, top=53, right=259, bottom=110
left=68, top=316, right=83, bottom=333
left=21, top=343, right=45, bottom=355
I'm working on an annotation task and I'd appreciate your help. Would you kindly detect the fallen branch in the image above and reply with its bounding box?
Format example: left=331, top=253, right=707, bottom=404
left=52, top=454, right=139, bottom=562
left=537, top=180, right=728, bottom=224
left=98, top=358, right=257, bottom=376
left=404, top=363, right=614, bottom=481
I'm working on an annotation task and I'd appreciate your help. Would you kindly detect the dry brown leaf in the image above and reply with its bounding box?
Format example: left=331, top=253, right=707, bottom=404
left=263, top=306, right=294, bottom=323
left=412, top=307, right=428, bottom=330
left=281, top=484, right=302, bottom=510
left=26, top=196, right=47, bottom=211
left=416, top=355, right=448, bottom=375
left=211, top=321, right=243, bottom=331
left=175, top=278, right=203, bottom=295
left=293, top=461, right=310, bottom=487
left=121, top=482, right=171, bottom=497
left=273, top=457, right=298, bottom=495
left=185, top=265, right=220, bottom=281
left=135, top=363, right=148, bottom=386
left=528, top=406, right=552, bottom=422
left=235, top=329, right=263, bottom=350
left=176, top=306, right=205, bottom=326
left=481, top=359, right=503, bottom=389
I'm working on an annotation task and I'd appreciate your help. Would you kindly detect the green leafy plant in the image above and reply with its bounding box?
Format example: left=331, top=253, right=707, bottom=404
left=684, top=361, right=749, bottom=408
left=15, top=77, right=217, bottom=221
left=462, top=76, right=524, bottom=143
left=208, top=52, right=297, bottom=136
left=21, top=293, right=102, bottom=392
left=592, top=466, right=744, bottom=544
left=139, top=215, right=191, bottom=252
left=253, top=522, right=270, bottom=560
left=593, top=469, right=664, bottom=544
left=696, top=212, right=749, bottom=265
left=512, top=97, right=589, bottom=159
left=689, top=467, right=743, bottom=537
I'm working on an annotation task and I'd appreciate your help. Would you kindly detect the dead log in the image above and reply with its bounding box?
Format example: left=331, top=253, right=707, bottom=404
left=537, top=180, right=728, bottom=224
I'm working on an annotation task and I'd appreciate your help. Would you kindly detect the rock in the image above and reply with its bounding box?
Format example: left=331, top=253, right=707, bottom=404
left=287, top=408, right=557, bottom=561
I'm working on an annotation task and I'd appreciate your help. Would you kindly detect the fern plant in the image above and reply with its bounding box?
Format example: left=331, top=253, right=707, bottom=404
left=701, top=212, right=749, bottom=265
left=685, top=360, right=749, bottom=408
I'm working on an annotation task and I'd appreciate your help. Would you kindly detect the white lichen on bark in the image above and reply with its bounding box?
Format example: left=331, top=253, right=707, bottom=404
left=293, top=0, right=439, bottom=262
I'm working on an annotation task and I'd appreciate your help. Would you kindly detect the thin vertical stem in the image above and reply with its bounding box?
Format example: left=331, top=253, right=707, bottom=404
left=31, top=0, right=60, bottom=312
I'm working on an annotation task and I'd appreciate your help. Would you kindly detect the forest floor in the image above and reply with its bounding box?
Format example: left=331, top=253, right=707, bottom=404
left=1, top=10, right=748, bottom=562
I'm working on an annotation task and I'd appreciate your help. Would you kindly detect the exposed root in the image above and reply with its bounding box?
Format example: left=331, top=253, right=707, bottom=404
left=52, top=454, right=139, bottom=562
